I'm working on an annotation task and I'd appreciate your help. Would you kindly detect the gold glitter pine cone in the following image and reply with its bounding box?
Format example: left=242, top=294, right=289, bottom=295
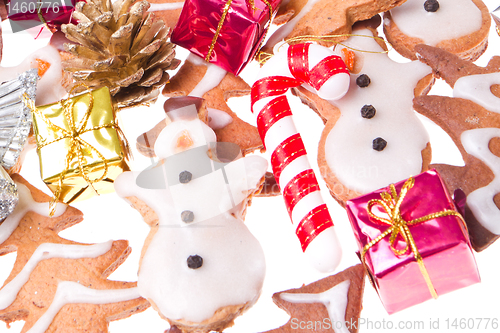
left=61, top=0, right=179, bottom=109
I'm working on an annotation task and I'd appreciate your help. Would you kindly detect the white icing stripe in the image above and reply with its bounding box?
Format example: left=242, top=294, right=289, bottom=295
left=207, top=108, right=233, bottom=130
left=388, top=0, right=482, bottom=47
left=263, top=115, right=297, bottom=154
left=0, top=241, right=113, bottom=310
left=148, top=2, right=184, bottom=11
left=27, top=281, right=140, bottom=333
left=291, top=191, right=324, bottom=225
left=454, top=73, right=500, bottom=114
left=264, top=0, right=322, bottom=51
left=278, top=155, right=311, bottom=190
left=0, top=183, right=66, bottom=245
left=188, top=54, right=227, bottom=98
left=281, top=280, right=351, bottom=333
left=461, top=128, right=500, bottom=234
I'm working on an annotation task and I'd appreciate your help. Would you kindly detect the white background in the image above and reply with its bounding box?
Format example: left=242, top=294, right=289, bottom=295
left=1, top=1, right=500, bottom=332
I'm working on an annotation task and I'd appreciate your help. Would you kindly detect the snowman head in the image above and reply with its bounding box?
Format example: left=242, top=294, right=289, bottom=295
left=154, top=97, right=217, bottom=159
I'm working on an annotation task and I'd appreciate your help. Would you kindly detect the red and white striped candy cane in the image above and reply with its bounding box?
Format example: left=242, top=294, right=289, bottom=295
left=251, top=43, right=349, bottom=272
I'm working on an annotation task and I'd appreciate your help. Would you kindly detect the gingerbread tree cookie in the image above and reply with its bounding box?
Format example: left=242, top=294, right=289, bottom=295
left=261, top=265, right=365, bottom=333
left=0, top=175, right=148, bottom=332
left=413, top=44, right=500, bottom=251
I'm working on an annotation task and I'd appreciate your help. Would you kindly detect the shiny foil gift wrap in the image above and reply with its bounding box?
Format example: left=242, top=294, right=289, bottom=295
left=346, top=169, right=480, bottom=314
left=31, top=87, right=129, bottom=210
left=170, top=0, right=281, bottom=75
left=0, top=0, right=78, bottom=33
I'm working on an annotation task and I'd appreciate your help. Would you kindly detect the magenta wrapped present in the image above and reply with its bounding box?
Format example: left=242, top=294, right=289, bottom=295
left=346, top=169, right=480, bottom=314
left=170, top=0, right=281, bottom=75
left=1, top=0, right=79, bottom=33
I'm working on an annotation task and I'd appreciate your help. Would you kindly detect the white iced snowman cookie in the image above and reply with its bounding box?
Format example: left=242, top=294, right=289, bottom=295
left=383, top=0, right=490, bottom=61
left=115, top=97, right=267, bottom=333
left=291, top=21, right=433, bottom=203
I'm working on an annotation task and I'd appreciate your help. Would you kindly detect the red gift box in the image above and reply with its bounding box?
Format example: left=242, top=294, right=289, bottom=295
left=170, top=0, right=281, bottom=75
left=346, top=169, right=480, bottom=314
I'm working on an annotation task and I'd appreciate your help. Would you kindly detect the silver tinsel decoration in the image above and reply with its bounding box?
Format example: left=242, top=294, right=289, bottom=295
left=0, top=166, right=17, bottom=221
left=0, top=68, right=38, bottom=169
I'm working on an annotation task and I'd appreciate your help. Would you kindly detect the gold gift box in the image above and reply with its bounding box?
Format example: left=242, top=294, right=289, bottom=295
left=32, top=87, right=129, bottom=205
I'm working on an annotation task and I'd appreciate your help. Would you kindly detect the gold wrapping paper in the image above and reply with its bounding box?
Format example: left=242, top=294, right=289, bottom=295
left=31, top=87, right=129, bottom=208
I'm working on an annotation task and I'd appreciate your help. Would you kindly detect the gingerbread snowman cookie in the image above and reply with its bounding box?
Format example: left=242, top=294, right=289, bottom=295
left=383, top=0, right=491, bottom=61
left=291, top=18, right=433, bottom=204
left=115, top=97, right=268, bottom=333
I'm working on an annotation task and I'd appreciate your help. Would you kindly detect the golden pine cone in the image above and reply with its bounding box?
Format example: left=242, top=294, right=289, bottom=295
left=61, top=0, right=179, bottom=108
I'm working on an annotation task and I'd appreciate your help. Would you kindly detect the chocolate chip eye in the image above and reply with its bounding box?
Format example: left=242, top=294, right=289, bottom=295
left=187, top=255, right=203, bottom=269
left=179, top=170, right=193, bottom=184
left=372, top=137, right=387, bottom=151
left=424, top=0, right=439, bottom=12
left=356, top=74, right=371, bottom=87
left=361, top=105, right=376, bottom=119
left=181, top=210, right=195, bottom=223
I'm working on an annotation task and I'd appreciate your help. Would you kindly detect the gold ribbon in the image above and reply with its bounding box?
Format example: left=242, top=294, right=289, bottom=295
left=360, top=177, right=464, bottom=299
left=205, top=0, right=273, bottom=62
left=24, top=85, right=130, bottom=216
left=36, top=0, right=56, bottom=33
left=257, top=34, right=392, bottom=65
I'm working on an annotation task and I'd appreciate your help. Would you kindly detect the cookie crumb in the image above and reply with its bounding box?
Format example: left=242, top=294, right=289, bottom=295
left=179, top=170, right=193, bottom=184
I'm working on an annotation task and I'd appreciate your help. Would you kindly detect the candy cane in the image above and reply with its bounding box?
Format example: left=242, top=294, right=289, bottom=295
left=251, top=43, right=349, bottom=272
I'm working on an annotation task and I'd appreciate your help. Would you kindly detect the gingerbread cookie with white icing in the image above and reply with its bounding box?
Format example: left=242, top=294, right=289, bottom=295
left=0, top=174, right=148, bottom=332
left=115, top=101, right=268, bottom=333
left=153, top=54, right=263, bottom=156
left=147, top=0, right=185, bottom=30
left=383, top=0, right=490, bottom=61
left=261, top=264, right=365, bottom=333
left=292, top=19, right=433, bottom=204
left=413, top=44, right=500, bottom=251
left=262, top=0, right=406, bottom=54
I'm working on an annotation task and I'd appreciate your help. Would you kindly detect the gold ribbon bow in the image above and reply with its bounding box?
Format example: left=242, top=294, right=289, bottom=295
left=360, top=177, right=464, bottom=299
left=25, top=85, right=129, bottom=216
left=206, top=0, right=273, bottom=62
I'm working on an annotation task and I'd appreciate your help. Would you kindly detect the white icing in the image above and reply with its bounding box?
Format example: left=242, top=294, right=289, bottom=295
left=27, top=281, right=140, bottom=333
left=0, top=182, right=66, bottom=245
left=0, top=241, right=113, bottom=310
left=188, top=54, right=227, bottom=98
left=454, top=73, right=500, bottom=114
left=0, top=45, right=66, bottom=106
left=148, top=2, right=184, bottom=11
left=281, top=280, right=351, bottom=333
left=264, top=0, right=322, bottom=51
left=207, top=108, right=233, bottom=129
left=253, top=43, right=345, bottom=273
left=115, top=116, right=267, bottom=323
left=388, top=0, right=483, bottom=46
left=325, top=29, right=430, bottom=193
left=461, top=128, right=500, bottom=234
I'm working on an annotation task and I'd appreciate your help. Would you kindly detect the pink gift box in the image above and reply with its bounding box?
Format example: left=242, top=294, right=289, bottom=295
left=170, top=0, right=281, bottom=75
left=346, top=169, right=480, bottom=314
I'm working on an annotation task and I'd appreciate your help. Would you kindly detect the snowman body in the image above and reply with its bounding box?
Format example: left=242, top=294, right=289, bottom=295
left=115, top=108, right=267, bottom=325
